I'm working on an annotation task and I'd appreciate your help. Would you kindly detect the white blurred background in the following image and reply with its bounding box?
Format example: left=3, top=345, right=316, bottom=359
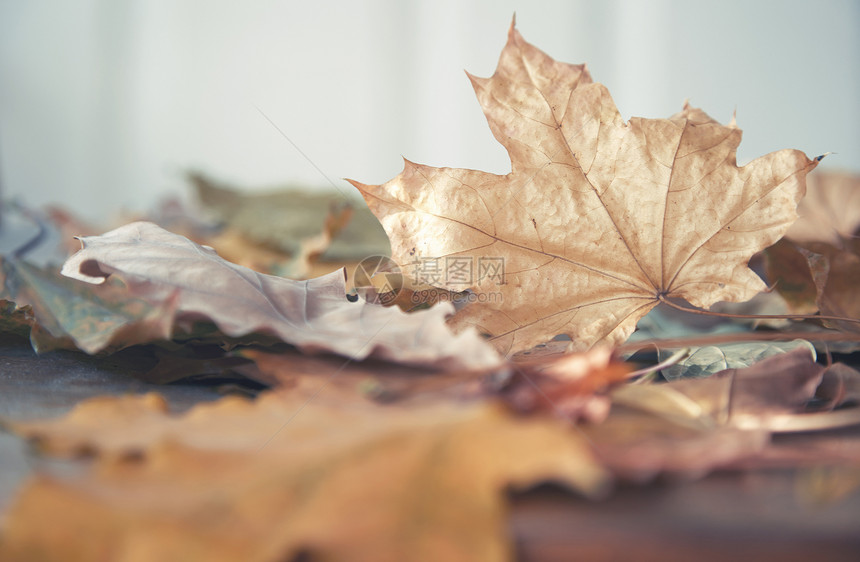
left=1, top=0, right=858, bottom=221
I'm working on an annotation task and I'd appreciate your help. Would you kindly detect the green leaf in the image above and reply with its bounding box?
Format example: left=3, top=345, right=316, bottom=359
left=660, top=339, right=816, bottom=380
left=1, top=257, right=174, bottom=353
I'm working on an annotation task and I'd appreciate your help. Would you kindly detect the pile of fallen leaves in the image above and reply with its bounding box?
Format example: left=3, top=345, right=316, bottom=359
left=1, top=20, right=860, bottom=561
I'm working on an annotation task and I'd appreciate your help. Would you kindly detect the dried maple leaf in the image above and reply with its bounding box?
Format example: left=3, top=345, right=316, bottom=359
left=60, top=222, right=501, bottom=370
left=2, top=392, right=607, bottom=562
left=349, top=21, right=819, bottom=354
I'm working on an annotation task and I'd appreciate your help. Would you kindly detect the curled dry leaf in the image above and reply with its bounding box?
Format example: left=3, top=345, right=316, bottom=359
left=615, top=348, right=860, bottom=433
left=766, top=237, right=860, bottom=332
left=60, top=222, right=501, bottom=370
left=589, top=348, right=860, bottom=480
left=727, top=357, right=860, bottom=470
left=804, top=243, right=860, bottom=333
left=763, top=169, right=860, bottom=330
left=2, top=392, right=608, bottom=562
left=763, top=238, right=820, bottom=315
left=350, top=21, right=818, bottom=354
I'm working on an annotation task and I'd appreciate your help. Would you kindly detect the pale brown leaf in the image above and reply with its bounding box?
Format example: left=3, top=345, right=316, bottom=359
left=763, top=238, right=820, bottom=315
left=349, top=21, right=818, bottom=354
left=804, top=242, right=860, bottom=333
left=60, top=222, right=501, bottom=370
left=786, top=170, right=860, bottom=247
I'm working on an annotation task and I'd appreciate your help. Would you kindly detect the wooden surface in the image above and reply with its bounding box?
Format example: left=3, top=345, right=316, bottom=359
left=1, top=335, right=859, bottom=560
left=511, top=474, right=860, bottom=561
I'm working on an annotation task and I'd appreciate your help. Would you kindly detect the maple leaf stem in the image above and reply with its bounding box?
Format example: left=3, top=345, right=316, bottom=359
left=656, top=295, right=860, bottom=328
left=625, top=347, right=691, bottom=379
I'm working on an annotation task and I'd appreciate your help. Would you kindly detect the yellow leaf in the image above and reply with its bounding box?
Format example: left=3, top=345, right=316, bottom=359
left=2, top=392, right=607, bottom=562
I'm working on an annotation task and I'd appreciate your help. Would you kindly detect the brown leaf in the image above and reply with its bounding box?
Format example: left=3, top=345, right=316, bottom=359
left=765, top=233, right=860, bottom=332
left=786, top=170, right=860, bottom=247
left=236, top=347, right=491, bottom=404
left=804, top=242, right=860, bottom=332
left=584, top=409, right=768, bottom=482
left=737, top=427, right=860, bottom=471
left=719, top=347, right=826, bottom=430
left=589, top=348, right=860, bottom=480
left=60, top=222, right=501, bottom=370
left=650, top=347, right=860, bottom=432
left=499, top=347, right=631, bottom=422
left=622, top=348, right=827, bottom=431
left=2, top=392, right=608, bottom=562
left=763, top=238, right=819, bottom=315
left=349, top=21, right=818, bottom=354
left=719, top=363, right=860, bottom=471
left=236, top=346, right=632, bottom=421
left=815, top=362, right=860, bottom=410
